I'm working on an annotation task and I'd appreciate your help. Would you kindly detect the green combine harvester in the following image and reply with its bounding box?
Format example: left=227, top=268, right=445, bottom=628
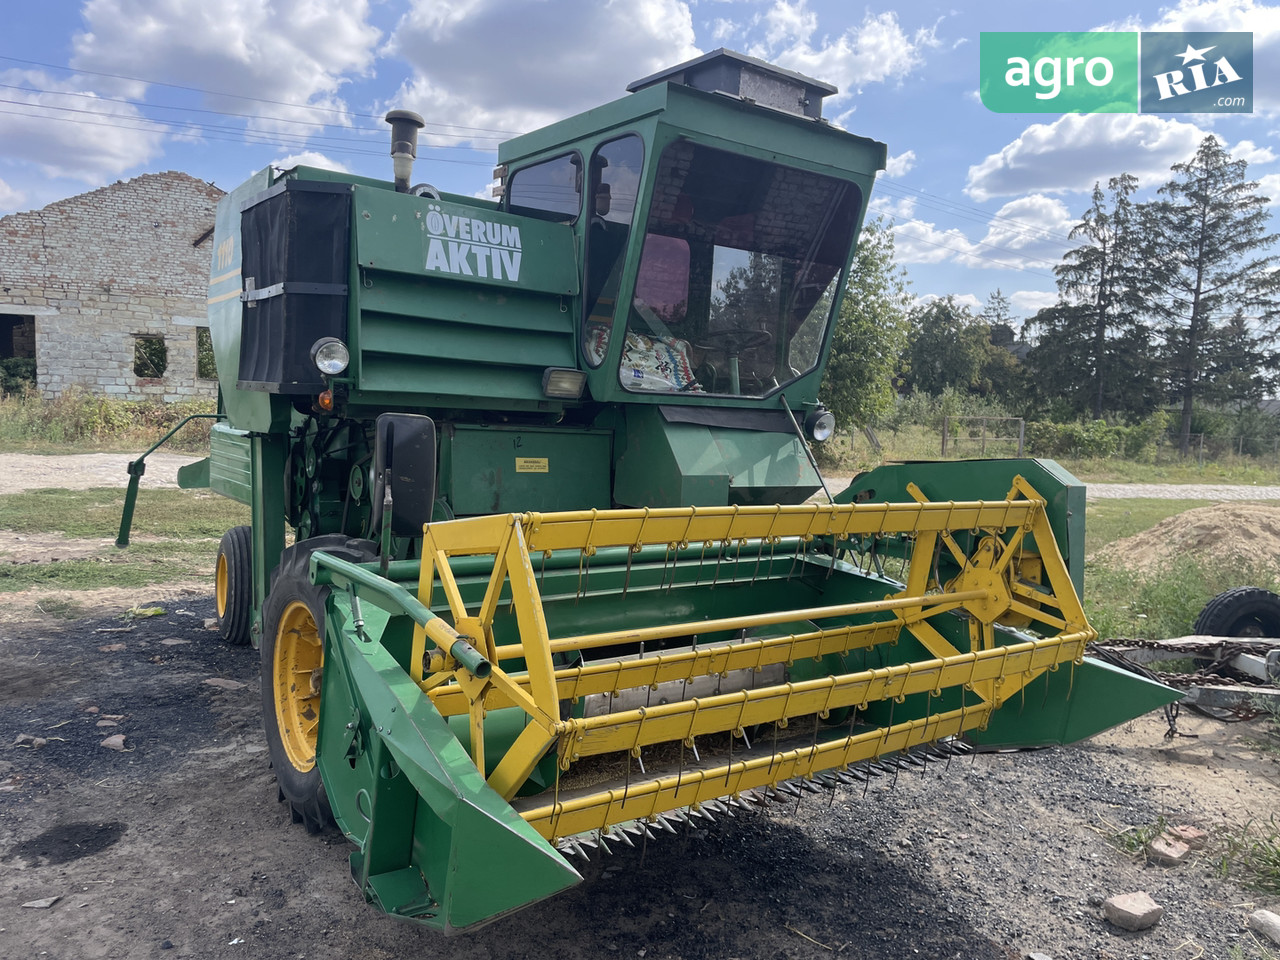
left=119, top=50, right=1176, bottom=932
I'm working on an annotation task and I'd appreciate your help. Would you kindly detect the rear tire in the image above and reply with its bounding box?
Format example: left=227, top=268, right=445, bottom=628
left=1193, top=586, right=1280, bottom=637
left=260, top=536, right=377, bottom=834
left=215, top=525, right=253, bottom=646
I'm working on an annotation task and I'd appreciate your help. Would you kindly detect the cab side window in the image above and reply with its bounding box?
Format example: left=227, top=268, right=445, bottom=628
left=582, top=136, right=644, bottom=367
left=506, top=154, right=582, bottom=223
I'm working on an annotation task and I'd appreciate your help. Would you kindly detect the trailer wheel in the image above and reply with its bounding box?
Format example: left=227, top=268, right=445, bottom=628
left=260, top=537, right=377, bottom=834
left=215, top=525, right=253, bottom=646
left=1193, top=586, right=1280, bottom=637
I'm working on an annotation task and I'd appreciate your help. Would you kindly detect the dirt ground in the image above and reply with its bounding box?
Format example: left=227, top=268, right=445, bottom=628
left=1091, top=502, right=1280, bottom=576
left=2, top=457, right=1279, bottom=959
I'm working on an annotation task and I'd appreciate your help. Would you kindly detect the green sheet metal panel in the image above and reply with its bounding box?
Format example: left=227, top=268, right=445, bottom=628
left=442, top=424, right=612, bottom=516
left=614, top=406, right=820, bottom=508
left=208, top=422, right=253, bottom=506
left=352, top=186, right=578, bottom=296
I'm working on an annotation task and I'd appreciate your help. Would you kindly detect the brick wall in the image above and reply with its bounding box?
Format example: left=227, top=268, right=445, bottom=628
left=0, top=172, right=225, bottom=401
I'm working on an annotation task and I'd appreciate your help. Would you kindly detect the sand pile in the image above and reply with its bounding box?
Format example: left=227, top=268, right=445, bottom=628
left=1089, top=502, right=1280, bottom=575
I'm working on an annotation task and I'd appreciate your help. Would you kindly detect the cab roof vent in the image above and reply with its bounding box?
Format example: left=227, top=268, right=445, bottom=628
left=627, top=48, right=836, bottom=120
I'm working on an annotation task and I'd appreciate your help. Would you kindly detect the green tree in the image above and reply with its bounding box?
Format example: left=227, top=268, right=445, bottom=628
left=978, top=288, right=1026, bottom=405
left=819, top=217, right=912, bottom=428
left=1024, top=301, right=1163, bottom=421
left=1147, top=137, right=1280, bottom=454
left=1201, top=309, right=1277, bottom=411
left=1051, top=174, right=1154, bottom=419
left=900, top=296, right=990, bottom=396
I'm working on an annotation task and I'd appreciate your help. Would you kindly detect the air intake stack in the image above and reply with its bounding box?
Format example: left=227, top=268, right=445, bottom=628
left=627, top=48, right=836, bottom=119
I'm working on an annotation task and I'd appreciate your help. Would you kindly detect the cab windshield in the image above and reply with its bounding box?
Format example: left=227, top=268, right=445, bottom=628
left=613, top=140, right=861, bottom=396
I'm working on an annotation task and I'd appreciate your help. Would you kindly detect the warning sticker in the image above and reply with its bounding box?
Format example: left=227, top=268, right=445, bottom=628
left=515, top=457, right=549, bottom=473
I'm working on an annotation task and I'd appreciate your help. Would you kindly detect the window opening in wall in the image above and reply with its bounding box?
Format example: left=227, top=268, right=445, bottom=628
left=0, top=314, right=36, bottom=396
left=134, top=335, right=168, bottom=378
left=196, top=327, right=217, bottom=380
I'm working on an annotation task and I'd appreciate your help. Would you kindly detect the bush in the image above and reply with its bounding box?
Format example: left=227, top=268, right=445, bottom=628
left=0, top=358, right=36, bottom=396
left=1026, top=419, right=1122, bottom=459
left=876, top=387, right=1010, bottom=434
left=0, top=387, right=217, bottom=451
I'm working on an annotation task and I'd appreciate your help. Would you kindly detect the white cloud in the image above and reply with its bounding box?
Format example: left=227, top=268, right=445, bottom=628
left=709, top=18, right=740, bottom=43
left=0, top=178, right=27, bottom=214
left=868, top=194, right=917, bottom=219
left=892, top=193, right=1073, bottom=273
left=1230, top=140, right=1277, bottom=165
left=71, top=0, right=382, bottom=136
left=884, top=150, right=917, bottom=177
left=979, top=194, right=1074, bottom=263
left=0, top=69, right=165, bottom=182
left=385, top=0, right=699, bottom=145
left=744, top=2, right=938, bottom=111
left=1258, top=172, right=1280, bottom=205
left=1009, top=289, right=1059, bottom=313
left=272, top=152, right=350, bottom=174
left=965, top=113, right=1213, bottom=201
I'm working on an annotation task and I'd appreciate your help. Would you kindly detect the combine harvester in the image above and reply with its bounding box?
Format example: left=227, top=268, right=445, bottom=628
left=119, top=51, right=1176, bottom=931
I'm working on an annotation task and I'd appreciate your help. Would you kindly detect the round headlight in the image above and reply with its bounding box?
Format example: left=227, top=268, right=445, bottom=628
left=311, top=337, right=350, bottom=376
left=806, top=409, right=836, bottom=442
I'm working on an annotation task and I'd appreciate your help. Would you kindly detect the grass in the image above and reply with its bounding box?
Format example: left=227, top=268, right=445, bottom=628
left=0, top=487, right=248, bottom=537
left=1109, top=815, right=1169, bottom=856
left=1078, top=497, right=1280, bottom=640
left=1085, top=551, right=1280, bottom=641
left=1218, top=816, right=1280, bottom=896
left=819, top=427, right=1280, bottom=485
left=0, top=487, right=249, bottom=596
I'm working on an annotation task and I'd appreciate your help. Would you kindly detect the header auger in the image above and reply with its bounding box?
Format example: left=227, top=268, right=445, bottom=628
left=120, top=49, right=1177, bottom=931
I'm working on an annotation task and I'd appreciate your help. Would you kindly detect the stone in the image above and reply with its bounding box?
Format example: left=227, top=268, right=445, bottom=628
left=100, top=734, right=127, bottom=751
left=1249, top=909, right=1280, bottom=946
left=1103, top=892, right=1163, bottom=931
left=1147, top=836, right=1191, bottom=865
left=204, top=678, right=247, bottom=691
left=1164, top=824, right=1207, bottom=850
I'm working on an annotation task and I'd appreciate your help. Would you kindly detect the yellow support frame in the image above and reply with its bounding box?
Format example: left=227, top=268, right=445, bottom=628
left=408, top=477, right=1094, bottom=839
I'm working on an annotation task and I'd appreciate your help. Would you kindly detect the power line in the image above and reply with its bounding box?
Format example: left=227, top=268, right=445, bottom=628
left=0, top=54, right=523, bottom=137
left=0, top=80, right=507, bottom=149
left=0, top=103, right=495, bottom=167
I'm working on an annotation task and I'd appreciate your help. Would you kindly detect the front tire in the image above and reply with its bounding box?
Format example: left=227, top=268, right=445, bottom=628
left=215, top=525, right=253, bottom=646
left=1193, top=586, right=1280, bottom=637
left=260, top=536, right=377, bottom=834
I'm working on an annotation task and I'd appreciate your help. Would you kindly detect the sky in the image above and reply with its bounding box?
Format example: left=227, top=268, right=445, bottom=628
left=1, top=0, right=1277, bottom=320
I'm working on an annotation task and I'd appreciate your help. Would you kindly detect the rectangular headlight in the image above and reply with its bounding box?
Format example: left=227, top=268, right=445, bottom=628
left=541, top=367, right=587, bottom=400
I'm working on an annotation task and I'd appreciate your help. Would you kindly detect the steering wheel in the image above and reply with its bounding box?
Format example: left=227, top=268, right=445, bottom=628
left=695, top=327, right=773, bottom=355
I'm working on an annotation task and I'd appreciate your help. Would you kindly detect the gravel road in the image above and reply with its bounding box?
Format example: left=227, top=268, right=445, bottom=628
left=4, top=453, right=1278, bottom=501
left=0, top=452, right=201, bottom=495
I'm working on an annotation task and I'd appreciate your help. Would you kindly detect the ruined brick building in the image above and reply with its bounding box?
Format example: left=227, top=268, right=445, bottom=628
left=0, top=171, right=225, bottom=401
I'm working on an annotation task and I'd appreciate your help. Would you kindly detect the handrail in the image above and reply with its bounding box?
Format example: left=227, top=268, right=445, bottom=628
left=311, top=551, right=492, bottom=679
left=114, top=413, right=225, bottom=547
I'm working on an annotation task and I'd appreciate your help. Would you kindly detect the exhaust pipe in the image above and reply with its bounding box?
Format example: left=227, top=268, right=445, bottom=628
left=385, top=109, right=425, bottom=193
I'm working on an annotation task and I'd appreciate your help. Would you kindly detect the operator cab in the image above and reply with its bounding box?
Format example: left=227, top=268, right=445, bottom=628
left=498, top=49, right=882, bottom=409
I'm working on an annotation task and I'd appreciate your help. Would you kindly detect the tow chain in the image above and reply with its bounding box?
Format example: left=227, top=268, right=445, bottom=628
left=1088, top=638, right=1275, bottom=736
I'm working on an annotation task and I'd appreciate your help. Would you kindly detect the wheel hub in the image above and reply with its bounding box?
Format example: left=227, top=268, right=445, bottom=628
left=273, top=600, right=323, bottom=772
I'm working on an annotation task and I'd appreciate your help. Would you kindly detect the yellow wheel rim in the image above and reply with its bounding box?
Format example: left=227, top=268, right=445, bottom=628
left=273, top=600, right=323, bottom=772
left=215, top=553, right=229, bottom=619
